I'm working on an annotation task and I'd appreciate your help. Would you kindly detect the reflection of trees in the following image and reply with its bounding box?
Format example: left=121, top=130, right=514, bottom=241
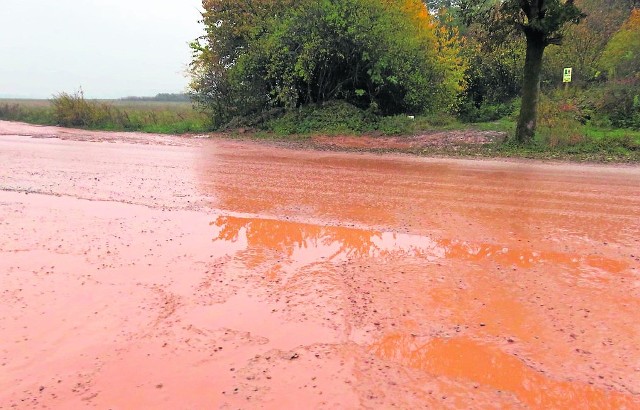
left=440, top=239, right=625, bottom=273
left=210, top=216, right=538, bottom=268
left=210, top=216, right=624, bottom=276
left=211, top=216, right=382, bottom=261
left=439, top=239, right=541, bottom=268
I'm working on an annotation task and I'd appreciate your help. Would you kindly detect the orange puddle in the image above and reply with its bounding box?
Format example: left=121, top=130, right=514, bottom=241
left=371, top=334, right=639, bottom=409
left=199, top=139, right=640, bottom=250
left=210, top=215, right=628, bottom=277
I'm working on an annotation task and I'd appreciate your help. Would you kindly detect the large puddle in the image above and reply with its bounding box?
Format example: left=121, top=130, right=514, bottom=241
left=1, top=123, right=639, bottom=408
left=210, top=215, right=629, bottom=276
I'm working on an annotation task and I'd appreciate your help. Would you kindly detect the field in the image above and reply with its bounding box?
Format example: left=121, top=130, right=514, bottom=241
left=0, top=98, right=210, bottom=134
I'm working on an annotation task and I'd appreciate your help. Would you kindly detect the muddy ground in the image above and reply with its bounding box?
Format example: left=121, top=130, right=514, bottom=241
left=1, top=121, right=639, bottom=409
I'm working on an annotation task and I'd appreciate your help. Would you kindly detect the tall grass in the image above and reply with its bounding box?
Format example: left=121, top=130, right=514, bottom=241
left=0, top=92, right=211, bottom=134
left=0, top=100, right=52, bottom=125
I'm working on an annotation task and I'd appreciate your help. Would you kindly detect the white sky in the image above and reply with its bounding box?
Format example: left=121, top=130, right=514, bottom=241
left=0, top=0, right=203, bottom=99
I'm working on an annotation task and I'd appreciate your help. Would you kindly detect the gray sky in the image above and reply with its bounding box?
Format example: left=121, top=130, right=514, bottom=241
left=0, top=0, right=203, bottom=99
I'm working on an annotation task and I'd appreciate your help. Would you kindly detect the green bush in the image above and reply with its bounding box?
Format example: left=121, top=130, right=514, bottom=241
left=518, top=92, right=640, bottom=154
left=597, top=78, right=640, bottom=130
left=262, top=100, right=460, bottom=135
left=51, top=91, right=94, bottom=127
left=458, top=100, right=517, bottom=123
left=191, top=0, right=465, bottom=127
left=266, top=101, right=373, bottom=135
left=535, top=93, right=595, bottom=147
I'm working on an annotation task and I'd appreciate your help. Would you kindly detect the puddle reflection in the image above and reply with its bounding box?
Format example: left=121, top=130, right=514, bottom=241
left=210, top=216, right=443, bottom=270
left=370, top=333, right=637, bottom=409
left=209, top=216, right=627, bottom=276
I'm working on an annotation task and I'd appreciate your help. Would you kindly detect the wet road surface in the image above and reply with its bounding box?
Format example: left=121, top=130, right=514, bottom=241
left=1, top=121, right=640, bottom=409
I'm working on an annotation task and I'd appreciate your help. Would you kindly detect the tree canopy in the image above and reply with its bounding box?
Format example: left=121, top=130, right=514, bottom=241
left=190, top=0, right=466, bottom=126
left=458, top=0, right=583, bottom=42
left=458, top=0, right=584, bottom=142
left=189, top=0, right=639, bottom=136
left=600, top=9, right=640, bottom=79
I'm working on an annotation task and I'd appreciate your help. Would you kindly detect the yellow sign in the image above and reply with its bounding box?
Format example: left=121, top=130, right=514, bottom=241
left=563, top=68, right=572, bottom=83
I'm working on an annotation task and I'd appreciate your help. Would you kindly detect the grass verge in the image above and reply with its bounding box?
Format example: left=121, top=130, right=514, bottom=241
left=0, top=98, right=211, bottom=134
left=2, top=98, right=639, bottom=162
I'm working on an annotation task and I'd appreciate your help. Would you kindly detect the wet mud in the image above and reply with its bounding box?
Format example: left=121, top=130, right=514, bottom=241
left=1, top=120, right=640, bottom=409
left=312, top=130, right=505, bottom=150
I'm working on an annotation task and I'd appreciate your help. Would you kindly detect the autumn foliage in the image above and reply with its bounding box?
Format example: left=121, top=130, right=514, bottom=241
left=600, top=9, right=640, bottom=79
left=189, top=0, right=640, bottom=135
left=190, top=0, right=465, bottom=127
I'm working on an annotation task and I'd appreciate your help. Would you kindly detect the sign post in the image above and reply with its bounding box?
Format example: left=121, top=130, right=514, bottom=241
left=563, top=68, right=572, bottom=91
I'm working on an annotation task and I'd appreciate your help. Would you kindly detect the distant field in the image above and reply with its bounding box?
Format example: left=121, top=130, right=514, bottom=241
left=0, top=98, right=195, bottom=110
left=0, top=99, right=52, bottom=109
left=0, top=98, right=211, bottom=134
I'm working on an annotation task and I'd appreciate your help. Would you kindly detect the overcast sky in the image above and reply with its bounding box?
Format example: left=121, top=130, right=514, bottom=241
left=0, top=0, right=203, bottom=99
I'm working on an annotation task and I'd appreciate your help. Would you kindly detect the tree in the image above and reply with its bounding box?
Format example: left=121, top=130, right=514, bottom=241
left=600, top=9, right=640, bottom=79
left=543, top=0, right=629, bottom=87
left=458, top=23, right=525, bottom=121
left=189, top=0, right=296, bottom=126
left=190, top=0, right=465, bottom=127
left=460, top=0, right=584, bottom=143
left=597, top=9, right=640, bottom=129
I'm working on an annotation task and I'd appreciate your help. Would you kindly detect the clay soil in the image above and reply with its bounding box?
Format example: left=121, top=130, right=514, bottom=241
left=1, top=121, right=640, bottom=409
left=312, top=130, right=505, bottom=150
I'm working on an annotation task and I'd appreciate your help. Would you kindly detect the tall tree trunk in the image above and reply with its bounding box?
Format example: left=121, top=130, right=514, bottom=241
left=516, top=32, right=546, bottom=143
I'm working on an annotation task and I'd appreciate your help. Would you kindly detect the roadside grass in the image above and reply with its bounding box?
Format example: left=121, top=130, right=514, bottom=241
left=475, top=119, right=640, bottom=161
left=2, top=98, right=638, bottom=161
left=0, top=98, right=211, bottom=134
left=474, top=118, right=516, bottom=134
left=0, top=99, right=52, bottom=125
left=261, top=101, right=464, bottom=136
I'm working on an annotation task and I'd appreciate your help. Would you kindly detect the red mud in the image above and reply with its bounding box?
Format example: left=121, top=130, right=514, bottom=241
left=1, top=120, right=639, bottom=409
left=312, top=130, right=505, bottom=150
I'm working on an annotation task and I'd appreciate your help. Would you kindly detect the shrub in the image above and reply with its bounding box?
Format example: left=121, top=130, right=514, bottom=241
left=191, top=0, right=466, bottom=128
left=458, top=101, right=517, bottom=123
left=51, top=90, right=94, bottom=127
left=262, top=100, right=460, bottom=135
left=265, top=101, right=373, bottom=135
left=597, top=78, right=640, bottom=130
left=536, top=95, right=585, bottom=147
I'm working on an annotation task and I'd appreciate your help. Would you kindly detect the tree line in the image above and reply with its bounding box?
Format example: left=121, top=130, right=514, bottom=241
left=189, top=0, right=640, bottom=142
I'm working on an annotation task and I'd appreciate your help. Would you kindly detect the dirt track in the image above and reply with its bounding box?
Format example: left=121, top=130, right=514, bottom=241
left=1, top=121, right=640, bottom=409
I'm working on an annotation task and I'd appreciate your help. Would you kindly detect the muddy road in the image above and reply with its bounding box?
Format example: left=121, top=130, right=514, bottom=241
left=1, top=121, right=640, bottom=409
